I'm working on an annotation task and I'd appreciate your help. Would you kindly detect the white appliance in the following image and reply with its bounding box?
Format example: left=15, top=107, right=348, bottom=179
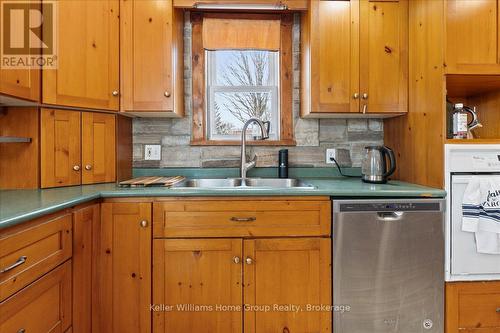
left=445, top=144, right=500, bottom=281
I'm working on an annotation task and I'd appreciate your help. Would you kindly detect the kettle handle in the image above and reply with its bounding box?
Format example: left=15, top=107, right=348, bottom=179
left=382, top=147, right=396, bottom=178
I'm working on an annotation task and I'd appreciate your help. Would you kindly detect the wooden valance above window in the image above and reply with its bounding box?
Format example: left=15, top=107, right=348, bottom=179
left=202, top=14, right=281, bottom=51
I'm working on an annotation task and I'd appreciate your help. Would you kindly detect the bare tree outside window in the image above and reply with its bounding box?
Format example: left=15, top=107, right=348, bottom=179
left=206, top=50, right=280, bottom=140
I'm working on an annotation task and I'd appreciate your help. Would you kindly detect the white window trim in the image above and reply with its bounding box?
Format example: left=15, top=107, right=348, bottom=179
left=205, top=50, right=281, bottom=141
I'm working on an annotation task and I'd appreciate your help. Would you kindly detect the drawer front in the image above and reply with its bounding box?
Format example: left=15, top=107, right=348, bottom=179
left=0, top=260, right=72, bottom=333
left=0, top=213, right=72, bottom=301
left=447, top=281, right=500, bottom=331
left=153, top=198, right=331, bottom=238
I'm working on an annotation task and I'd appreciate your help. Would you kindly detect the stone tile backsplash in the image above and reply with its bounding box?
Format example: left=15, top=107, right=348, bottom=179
left=132, top=13, right=384, bottom=169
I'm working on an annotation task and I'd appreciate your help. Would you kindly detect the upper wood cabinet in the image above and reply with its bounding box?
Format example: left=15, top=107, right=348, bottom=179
left=41, top=108, right=116, bottom=188
left=173, top=0, right=308, bottom=10
left=120, top=0, right=184, bottom=116
left=446, top=0, right=500, bottom=74
left=301, top=0, right=408, bottom=117
left=97, top=202, right=152, bottom=333
left=81, top=112, right=116, bottom=184
left=43, top=0, right=119, bottom=110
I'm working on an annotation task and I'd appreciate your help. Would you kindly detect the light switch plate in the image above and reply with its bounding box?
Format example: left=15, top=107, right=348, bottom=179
left=145, top=145, right=161, bottom=161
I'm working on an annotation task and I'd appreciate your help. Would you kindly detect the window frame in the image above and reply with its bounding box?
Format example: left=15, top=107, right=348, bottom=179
left=190, top=12, right=295, bottom=146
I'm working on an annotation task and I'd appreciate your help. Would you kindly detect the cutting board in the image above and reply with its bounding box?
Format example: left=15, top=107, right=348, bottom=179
left=118, top=176, right=185, bottom=187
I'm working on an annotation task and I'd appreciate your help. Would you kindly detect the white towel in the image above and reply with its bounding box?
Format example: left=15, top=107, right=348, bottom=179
left=462, top=177, right=500, bottom=254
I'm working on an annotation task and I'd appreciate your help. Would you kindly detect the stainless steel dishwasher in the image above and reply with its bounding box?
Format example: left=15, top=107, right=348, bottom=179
left=332, top=199, right=445, bottom=333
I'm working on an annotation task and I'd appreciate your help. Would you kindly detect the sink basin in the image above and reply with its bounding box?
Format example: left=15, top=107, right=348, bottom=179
left=172, top=178, right=315, bottom=189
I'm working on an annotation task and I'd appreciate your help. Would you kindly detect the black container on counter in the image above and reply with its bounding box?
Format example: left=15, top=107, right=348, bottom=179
left=278, top=149, right=288, bottom=178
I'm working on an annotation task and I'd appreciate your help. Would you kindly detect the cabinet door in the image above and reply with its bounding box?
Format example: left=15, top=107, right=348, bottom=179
left=72, top=203, right=99, bottom=333
left=446, top=281, right=500, bottom=332
left=41, top=108, right=81, bottom=188
left=301, top=0, right=360, bottom=116
left=360, top=0, right=408, bottom=114
left=153, top=238, right=242, bottom=333
left=446, top=0, right=500, bottom=74
left=96, top=202, right=152, bottom=333
left=0, top=260, right=72, bottom=333
left=121, top=0, right=184, bottom=116
left=243, top=238, right=331, bottom=333
left=81, top=112, right=116, bottom=184
left=0, top=0, right=41, bottom=101
left=42, top=0, right=119, bottom=110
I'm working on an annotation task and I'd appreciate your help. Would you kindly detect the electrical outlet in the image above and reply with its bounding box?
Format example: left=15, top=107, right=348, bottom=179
left=144, top=145, right=161, bottom=161
left=325, top=149, right=336, bottom=164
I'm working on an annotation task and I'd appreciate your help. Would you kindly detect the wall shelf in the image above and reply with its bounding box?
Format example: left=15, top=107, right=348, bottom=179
left=0, top=136, right=32, bottom=143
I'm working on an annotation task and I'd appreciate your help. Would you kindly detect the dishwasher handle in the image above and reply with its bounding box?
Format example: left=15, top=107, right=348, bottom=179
left=376, top=211, right=404, bottom=221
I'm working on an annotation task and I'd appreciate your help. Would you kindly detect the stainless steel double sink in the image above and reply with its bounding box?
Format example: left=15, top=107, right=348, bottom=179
left=171, top=178, right=315, bottom=189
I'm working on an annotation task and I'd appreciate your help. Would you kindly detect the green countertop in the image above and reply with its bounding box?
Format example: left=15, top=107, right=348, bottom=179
left=0, top=178, right=445, bottom=230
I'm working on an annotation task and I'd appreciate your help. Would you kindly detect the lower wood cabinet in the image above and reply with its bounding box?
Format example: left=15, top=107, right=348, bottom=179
left=0, top=260, right=72, bottom=333
left=72, top=203, right=100, bottom=333
left=153, top=237, right=331, bottom=333
left=446, top=281, right=500, bottom=333
left=95, top=202, right=152, bottom=333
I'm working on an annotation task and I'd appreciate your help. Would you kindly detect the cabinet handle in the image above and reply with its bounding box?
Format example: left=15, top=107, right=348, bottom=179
left=1, top=256, right=27, bottom=274
left=362, top=104, right=367, bottom=114
left=140, top=220, right=149, bottom=228
left=17, top=329, right=26, bottom=333
left=245, top=257, right=253, bottom=265
left=233, top=256, right=241, bottom=264
left=353, top=93, right=359, bottom=99
left=230, top=217, right=256, bottom=222
left=496, top=308, right=500, bottom=313
left=164, top=91, right=171, bottom=97
left=73, top=165, right=80, bottom=171
left=85, top=164, right=92, bottom=171
left=112, top=90, right=119, bottom=97
left=362, top=93, right=368, bottom=99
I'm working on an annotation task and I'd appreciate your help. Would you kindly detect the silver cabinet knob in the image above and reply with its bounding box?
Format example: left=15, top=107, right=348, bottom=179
left=496, top=307, right=500, bottom=313
left=245, top=257, right=253, bottom=265
left=362, top=93, right=368, bottom=99
left=140, top=220, right=149, bottom=228
left=17, top=329, right=26, bottom=333
left=73, top=165, right=80, bottom=171
left=353, top=93, right=359, bottom=99
left=233, top=256, right=241, bottom=264
left=85, top=164, right=92, bottom=170
left=164, top=91, right=171, bottom=97
left=112, top=90, right=119, bottom=97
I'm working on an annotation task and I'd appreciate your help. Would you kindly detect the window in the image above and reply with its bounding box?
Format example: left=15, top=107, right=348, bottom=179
left=206, top=50, right=280, bottom=140
left=191, top=12, right=295, bottom=145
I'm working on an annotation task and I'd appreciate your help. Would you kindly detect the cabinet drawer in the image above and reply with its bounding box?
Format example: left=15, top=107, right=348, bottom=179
left=446, top=281, right=500, bottom=332
left=0, top=213, right=72, bottom=301
left=153, top=197, right=331, bottom=238
left=0, top=260, right=72, bottom=333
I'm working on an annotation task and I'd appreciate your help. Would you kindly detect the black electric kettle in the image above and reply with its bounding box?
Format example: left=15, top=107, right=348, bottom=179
left=361, top=146, right=396, bottom=184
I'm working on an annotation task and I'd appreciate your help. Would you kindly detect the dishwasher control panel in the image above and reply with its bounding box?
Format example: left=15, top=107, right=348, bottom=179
left=338, top=202, right=442, bottom=212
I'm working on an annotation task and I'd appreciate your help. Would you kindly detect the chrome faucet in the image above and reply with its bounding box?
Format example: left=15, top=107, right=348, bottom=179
left=240, top=118, right=269, bottom=181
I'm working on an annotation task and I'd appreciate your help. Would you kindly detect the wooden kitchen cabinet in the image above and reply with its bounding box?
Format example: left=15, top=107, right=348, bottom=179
left=446, top=0, right=500, bottom=74
left=41, top=108, right=117, bottom=188
left=244, top=238, right=331, bottom=333
left=153, top=238, right=243, bottom=333
left=0, top=260, right=72, bottom=333
left=81, top=112, right=116, bottom=184
left=43, top=0, right=119, bottom=110
left=96, top=202, right=152, bottom=333
left=153, top=197, right=332, bottom=333
left=41, top=108, right=82, bottom=188
left=302, top=0, right=408, bottom=117
left=446, top=281, right=500, bottom=333
left=72, top=203, right=99, bottom=333
left=120, top=0, right=184, bottom=116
